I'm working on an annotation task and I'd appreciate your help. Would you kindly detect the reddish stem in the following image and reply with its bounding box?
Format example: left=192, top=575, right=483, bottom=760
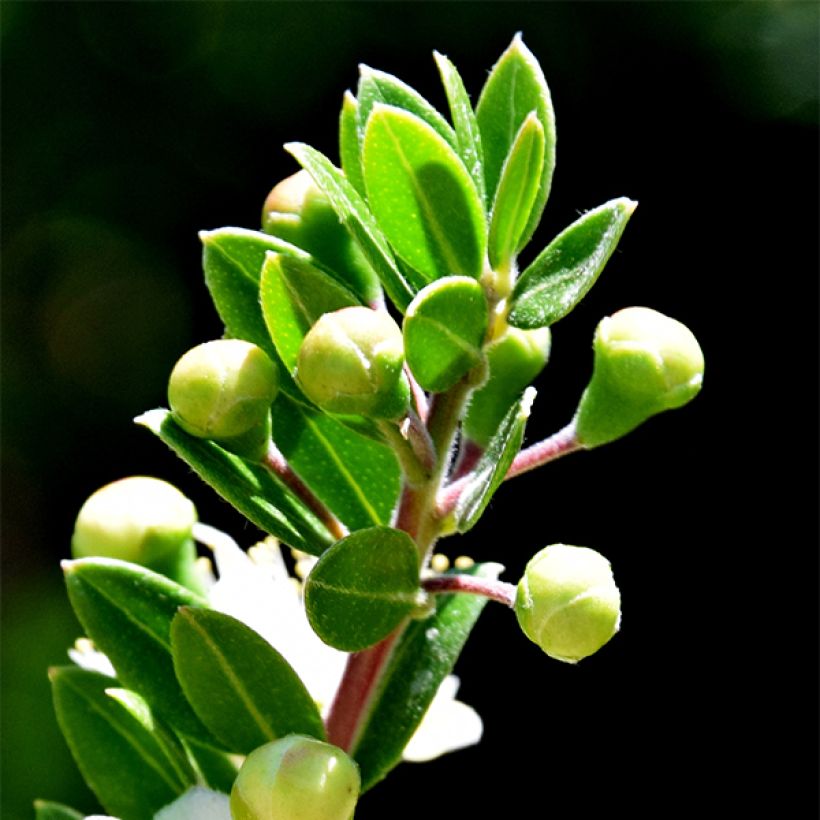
left=422, top=573, right=517, bottom=608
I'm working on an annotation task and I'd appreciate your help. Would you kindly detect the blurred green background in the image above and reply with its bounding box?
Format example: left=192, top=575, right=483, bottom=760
left=2, top=2, right=817, bottom=818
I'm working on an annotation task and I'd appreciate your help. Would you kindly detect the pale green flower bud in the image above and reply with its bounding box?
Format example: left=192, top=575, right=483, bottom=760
left=71, top=477, right=203, bottom=592
left=168, top=339, right=279, bottom=460
left=574, top=307, right=704, bottom=448
left=515, top=544, right=620, bottom=664
left=231, top=735, right=360, bottom=820
left=296, top=306, right=410, bottom=419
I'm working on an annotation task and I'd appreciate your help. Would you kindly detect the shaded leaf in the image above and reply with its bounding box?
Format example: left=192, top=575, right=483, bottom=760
left=273, top=393, right=401, bottom=531
left=363, top=105, right=485, bottom=282
left=456, top=387, right=535, bottom=532
left=62, top=558, right=217, bottom=745
left=488, top=112, right=545, bottom=270
left=403, top=276, right=488, bottom=392
left=433, top=51, right=486, bottom=206
left=50, top=666, right=195, bottom=820
left=33, top=801, right=84, bottom=820
left=305, top=527, right=420, bottom=652
left=286, top=142, right=420, bottom=311
left=508, top=198, right=637, bottom=329
left=476, top=34, right=556, bottom=248
left=171, top=607, right=324, bottom=755
left=182, top=738, right=239, bottom=795
left=352, top=562, right=502, bottom=790
left=137, top=408, right=334, bottom=555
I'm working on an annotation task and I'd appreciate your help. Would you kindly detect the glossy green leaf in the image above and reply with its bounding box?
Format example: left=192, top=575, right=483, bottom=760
left=456, top=387, right=535, bottom=532
left=352, top=562, right=502, bottom=790
left=305, top=527, right=421, bottom=652
left=357, top=65, right=457, bottom=150
left=433, top=51, right=486, bottom=207
left=363, top=105, right=486, bottom=283
left=285, top=142, right=420, bottom=312
left=137, top=408, right=335, bottom=555
left=260, top=251, right=359, bottom=374
left=340, top=90, right=366, bottom=196
left=508, top=198, right=637, bottom=329
left=476, top=34, right=556, bottom=248
left=62, top=558, right=217, bottom=745
left=33, top=801, right=84, bottom=820
left=488, top=112, right=545, bottom=270
left=50, top=666, right=195, bottom=820
left=403, top=276, right=488, bottom=392
left=171, top=607, right=324, bottom=755
left=273, top=394, right=401, bottom=531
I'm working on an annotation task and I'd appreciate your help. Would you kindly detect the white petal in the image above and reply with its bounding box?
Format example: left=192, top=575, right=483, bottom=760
left=68, top=638, right=116, bottom=678
left=402, top=675, right=483, bottom=763
left=154, top=786, right=231, bottom=820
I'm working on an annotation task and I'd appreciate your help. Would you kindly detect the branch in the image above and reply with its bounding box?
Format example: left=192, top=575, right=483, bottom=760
left=422, top=573, right=517, bottom=608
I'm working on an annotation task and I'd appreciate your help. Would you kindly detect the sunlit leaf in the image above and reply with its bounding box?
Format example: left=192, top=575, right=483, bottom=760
left=339, top=90, right=366, bottom=197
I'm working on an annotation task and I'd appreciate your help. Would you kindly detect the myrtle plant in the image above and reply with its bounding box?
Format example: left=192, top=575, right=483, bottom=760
left=37, top=36, right=704, bottom=820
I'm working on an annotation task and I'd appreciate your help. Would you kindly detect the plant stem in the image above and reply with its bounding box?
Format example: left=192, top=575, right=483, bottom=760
left=422, top=573, right=516, bottom=608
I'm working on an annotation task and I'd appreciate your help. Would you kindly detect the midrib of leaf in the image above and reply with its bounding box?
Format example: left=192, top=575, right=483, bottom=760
left=211, top=242, right=260, bottom=288
left=63, top=675, right=185, bottom=793
left=181, top=614, right=279, bottom=743
left=412, top=314, right=481, bottom=360
left=309, top=578, right=418, bottom=605
left=381, top=116, right=466, bottom=278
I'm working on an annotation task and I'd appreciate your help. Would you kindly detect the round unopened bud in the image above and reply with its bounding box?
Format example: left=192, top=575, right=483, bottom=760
left=296, top=306, right=410, bottom=419
left=574, top=307, right=704, bottom=448
left=515, top=544, right=620, bottom=664
left=72, top=476, right=198, bottom=576
left=231, top=735, right=360, bottom=820
left=168, top=340, right=279, bottom=455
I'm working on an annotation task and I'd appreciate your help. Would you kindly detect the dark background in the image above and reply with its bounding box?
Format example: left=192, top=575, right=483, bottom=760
left=2, top=2, right=817, bottom=818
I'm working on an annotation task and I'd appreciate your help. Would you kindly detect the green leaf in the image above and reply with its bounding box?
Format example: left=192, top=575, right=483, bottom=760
left=137, top=408, right=335, bottom=555
left=260, top=251, right=359, bottom=374
left=50, top=666, right=195, bottom=820
left=285, top=142, right=420, bottom=312
left=171, top=607, right=324, bottom=755
left=33, top=801, right=84, bottom=820
left=305, top=527, right=421, bottom=652
left=273, top=394, right=401, bottom=532
left=363, top=105, right=486, bottom=283
left=352, top=562, right=502, bottom=790
left=357, top=65, right=457, bottom=151
left=507, top=198, right=637, bottom=329
left=476, top=34, right=556, bottom=248
left=433, top=51, right=486, bottom=207
left=403, top=276, right=488, bottom=392
left=182, top=738, right=239, bottom=794
left=456, top=387, right=535, bottom=532
left=488, top=112, right=545, bottom=270
left=62, top=558, right=217, bottom=745
left=200, top=227, right=310, bottom=399
left=339, top=90, right=366, bottom=197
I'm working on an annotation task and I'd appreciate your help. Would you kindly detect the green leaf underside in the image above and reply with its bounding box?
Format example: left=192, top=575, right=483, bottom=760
left=476, top=34, right=556, bottom=249
left=305, top=527, right=420, bottom=652
left=456, top=387, right=534, bottom=532
left=433, top=51, right=486, bottom=207
left=357, top=66, right=457, bottom=152
left=340, top=91, right=366, bottom=197
left=34, top=801, right=84, bottom=820
left=63, top=558, right=218, bottom=746
left=261, top=252, right=359, bottom=373
left=137, top=408, right=334, bottom=555
left=200, top=227, right=310, bottom=400
left=404, top=277, right=488, bottom=392
left=171, top=607, right=324, bottom=755
left=508, top=198, right=637, bottom=329
left=488, top=113, right=545, bottom=270
left=286, top=142, right=419, bottom=312
left=352, top=563, right=502, bottom=791
left=363, top=105, right=486, bottom=283
left=273, top=394, right=400, bottom=531
left=51, top=667, right=194, bottom=820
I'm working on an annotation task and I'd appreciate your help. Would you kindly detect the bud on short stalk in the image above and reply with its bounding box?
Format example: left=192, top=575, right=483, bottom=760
left=296, top=306, right=411, bottom=420
left=515, top=544, right=620, bottom=663
left=574, top=307, right=704, bottom=447
left=71, top=476, right=203, bottom=592
left=168, top=339, right=279, bottom=461
left=231, top=735, right=360, bottom=820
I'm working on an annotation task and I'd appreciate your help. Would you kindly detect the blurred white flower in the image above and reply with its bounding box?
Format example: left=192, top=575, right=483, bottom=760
left=154, top=786, right=231, bottom=820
